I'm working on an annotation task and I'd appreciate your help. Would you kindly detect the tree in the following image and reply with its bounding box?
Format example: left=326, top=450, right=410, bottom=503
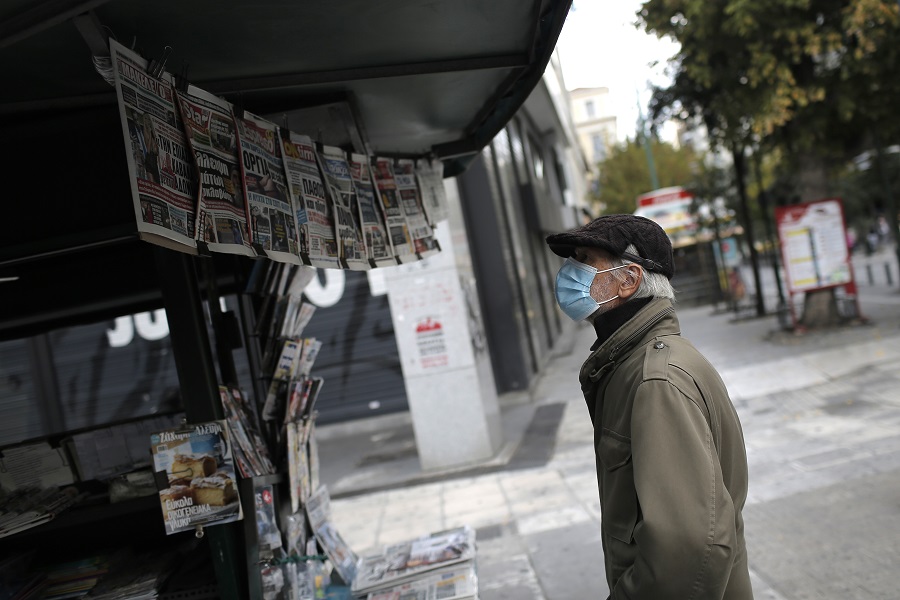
left=592, top=138, right=698, bottom=215
left=637, top=0, right=900, bottom=327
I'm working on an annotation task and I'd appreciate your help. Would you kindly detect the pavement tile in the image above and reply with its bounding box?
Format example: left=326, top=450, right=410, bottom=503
left=515, top=505, right=593, bottom=536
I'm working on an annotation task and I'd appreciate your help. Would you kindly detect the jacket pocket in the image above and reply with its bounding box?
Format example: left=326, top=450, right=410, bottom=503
left=597, top=432, right=638, bottom=544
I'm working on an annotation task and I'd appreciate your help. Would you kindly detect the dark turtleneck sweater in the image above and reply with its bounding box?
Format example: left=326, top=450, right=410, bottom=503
left=589, top=296, right=653, bottom=352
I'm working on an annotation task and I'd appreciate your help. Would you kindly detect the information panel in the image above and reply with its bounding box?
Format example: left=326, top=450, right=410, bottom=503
left=775, top=198, right=852, bottom=293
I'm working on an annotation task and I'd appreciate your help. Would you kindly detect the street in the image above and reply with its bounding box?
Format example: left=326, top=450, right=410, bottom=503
left=325, top=247, right=900, bottom=599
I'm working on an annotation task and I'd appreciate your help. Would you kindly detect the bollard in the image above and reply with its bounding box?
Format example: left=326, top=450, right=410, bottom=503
left=866, top=263, right=874, bottom=285
left=887, top=263, right=894, bottom=286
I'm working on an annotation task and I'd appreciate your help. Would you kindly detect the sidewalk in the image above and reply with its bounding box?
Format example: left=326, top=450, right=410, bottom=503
left=318, top=253, right=900, bottom=599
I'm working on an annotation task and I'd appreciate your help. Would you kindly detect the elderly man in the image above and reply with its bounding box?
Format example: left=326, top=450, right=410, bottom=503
left=546, top=214, right=753, bottom=600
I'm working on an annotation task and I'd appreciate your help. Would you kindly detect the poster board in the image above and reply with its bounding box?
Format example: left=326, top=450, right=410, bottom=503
left=775, top=198, right=853, bottom=293
left=775, top=197, right=860, bottom=328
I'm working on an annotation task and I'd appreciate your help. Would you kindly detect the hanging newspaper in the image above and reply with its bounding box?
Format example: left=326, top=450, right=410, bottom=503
left=316, top=145, right=369, bottom=270
left=110, top=39, right=197, bottom=254
left=175, top=86, right=255, bottom=256
left=306, top=486, right=359, bottom=584
left=235, top=111, right=300, bottom=264
left=350, top=153, right=395, bottom=267
left=352, top=526, right=476, bottom=596
left=372, top=157, right=416, bottom=262
left=416, top=158, right=449, bottom=226
left=150, top=420, right=243, bottom=535
left=395, top=159, right=439, bottom=257
left=280, top=132, right=340, bottom=269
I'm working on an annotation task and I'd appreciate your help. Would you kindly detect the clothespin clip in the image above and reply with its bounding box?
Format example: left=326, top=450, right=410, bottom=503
left=195, top=524, right=205, bottom=539
left=175, top=62, right=190, bottom=93
left=148, top=45, right=172, bottom=79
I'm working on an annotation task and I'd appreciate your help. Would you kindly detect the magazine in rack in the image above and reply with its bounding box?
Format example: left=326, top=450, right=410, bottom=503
left=305, top=486, right=359, bottom=585
left=150, top=420, right=243, bottom=535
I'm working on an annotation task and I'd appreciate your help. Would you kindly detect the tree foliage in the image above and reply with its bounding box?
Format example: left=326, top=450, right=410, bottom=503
left=639, top=0, right=900, bottom=179
left=592, top=138, right=698, bottom=214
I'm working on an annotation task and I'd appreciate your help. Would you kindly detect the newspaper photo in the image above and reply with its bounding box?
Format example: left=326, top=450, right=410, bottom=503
left=350, top=153, right=395, bottom=267
left=366, top=564, right=478, bottom=600
left=150, top=420, right=243, bottom=535
left=234, top=111, right=300, bottom=264
left=372, top=157, right=416, bottom=262
left=306, top=486, right=359, bottom=584
left=316, top=145, right=369, bottom=270
left=395, top=159, right=439, bottom=257
left=415, top=158, right=449, bottom=226
left=352, top=526, right=476, bottom=596
left=280, top=131, right=341, bottom=269
left=110, top=39, right=197, bottom=254
left=176, top=85, right=255, bottom=256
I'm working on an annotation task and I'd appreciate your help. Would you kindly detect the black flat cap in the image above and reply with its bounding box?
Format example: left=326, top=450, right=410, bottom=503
left=546, top=214, right=675, bottom=279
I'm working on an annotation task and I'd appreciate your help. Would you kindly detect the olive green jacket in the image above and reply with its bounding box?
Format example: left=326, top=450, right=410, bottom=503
left=580, top=298, right=752, bottom=599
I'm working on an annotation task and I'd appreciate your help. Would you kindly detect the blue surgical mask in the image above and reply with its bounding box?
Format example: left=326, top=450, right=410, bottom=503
left=555, top=257, right=626, bottom=321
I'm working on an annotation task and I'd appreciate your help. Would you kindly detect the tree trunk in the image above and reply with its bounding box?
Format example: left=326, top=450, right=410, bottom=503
left=731, top=141, right=765, bottom=317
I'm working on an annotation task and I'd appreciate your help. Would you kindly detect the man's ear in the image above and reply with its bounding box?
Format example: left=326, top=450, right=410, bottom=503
left=617, top=266, right=642, bottom=299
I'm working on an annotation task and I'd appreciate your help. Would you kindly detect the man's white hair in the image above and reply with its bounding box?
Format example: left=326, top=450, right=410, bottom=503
left=610, top=244, right=676, bottom=301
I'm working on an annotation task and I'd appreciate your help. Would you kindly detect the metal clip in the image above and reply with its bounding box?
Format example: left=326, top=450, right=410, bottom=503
left=148, top=45, right=173, bottom=79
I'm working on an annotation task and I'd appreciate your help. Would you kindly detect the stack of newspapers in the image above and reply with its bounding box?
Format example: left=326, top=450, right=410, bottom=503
left=351, top=526, right=478, bottom=599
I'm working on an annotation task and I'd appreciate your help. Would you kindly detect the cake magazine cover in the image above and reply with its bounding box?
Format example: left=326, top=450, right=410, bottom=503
left=150, top=420, right=243, bottom=535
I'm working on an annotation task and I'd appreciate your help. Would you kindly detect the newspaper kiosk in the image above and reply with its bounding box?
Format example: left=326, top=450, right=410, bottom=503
left=0, top=1, right=571, bottom=598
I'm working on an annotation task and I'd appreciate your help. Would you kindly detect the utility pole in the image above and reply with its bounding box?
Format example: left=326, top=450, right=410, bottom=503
left=636, top=93, right=660, bottom=190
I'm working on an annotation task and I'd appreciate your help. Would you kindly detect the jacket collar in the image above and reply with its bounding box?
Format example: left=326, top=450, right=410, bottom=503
left=580, top=297, right=679, bottom=384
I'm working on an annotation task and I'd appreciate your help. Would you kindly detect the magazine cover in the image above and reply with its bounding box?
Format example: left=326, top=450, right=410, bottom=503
left=254, top=484, right=283, bottom=553
left=352, top=526, right=476, bottom=595
left=394, top=159, right=439, bottom=257
left=110, top=39, right=197, bottom=254
left=366, top=564, right=478, bottom=600
left=234, top=111, right=300, bottom=264
left=219, top=386, right=274, bottom=478
left=150, top=420, right=243, bottom=535
left=176, top=85, right=255, bottom=256
left=280, top=131, right=341, bottom=269
left=306, top=486, right=359, bottom=584
left=285, top=420, right=311, bottom=513
left=349, top=153, right=395, bottom=268
left=316, top=145, right=369, bottom=271
left=371, top=157, right=415, bottom=262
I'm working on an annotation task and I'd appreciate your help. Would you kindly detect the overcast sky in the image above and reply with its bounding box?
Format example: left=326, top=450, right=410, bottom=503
left=554, top=1, right=680, bottom=142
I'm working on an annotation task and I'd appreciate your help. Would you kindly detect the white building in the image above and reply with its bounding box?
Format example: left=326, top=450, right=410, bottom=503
left=568, top=86, right=618, bottom=170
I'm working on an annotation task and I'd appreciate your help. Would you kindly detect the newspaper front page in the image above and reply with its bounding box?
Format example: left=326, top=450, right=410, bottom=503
left=415, top=158, right=449, bottom=226
left=111, top=39, right=197, bottom=254
left=280, top=132, right=341, bottom=269
left=235, top=112, right=300, bottom=264
left=372, top=157, right=415, bottom=262
left=176, top=86, right=255, bottom=256
left=395, top=159, right=439, bottom=257
left=350, top=153, right=396, bottom=267
left=316, top=146, right=369, bottom=271
left=352, top=526, right=476, bottom=596
left=366, top=564, right=478, bottom=600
